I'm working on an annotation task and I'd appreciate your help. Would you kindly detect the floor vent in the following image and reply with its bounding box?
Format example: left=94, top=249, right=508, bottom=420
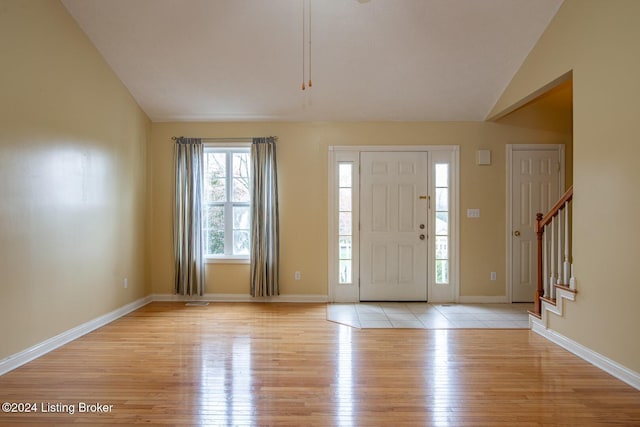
left=185, top=301, right=210, bottom=307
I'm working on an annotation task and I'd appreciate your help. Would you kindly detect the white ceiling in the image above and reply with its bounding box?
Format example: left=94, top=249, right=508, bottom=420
left=62, top=0, right=563, bottom=122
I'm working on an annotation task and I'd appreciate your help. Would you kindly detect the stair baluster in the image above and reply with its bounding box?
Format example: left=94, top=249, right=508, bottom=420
left=534, top=186, right=573, bottom=316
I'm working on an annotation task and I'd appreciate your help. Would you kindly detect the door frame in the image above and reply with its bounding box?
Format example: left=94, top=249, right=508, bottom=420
left=328, top=145, right=460, bottom=303
left=506, top=144, right=565, bottom=303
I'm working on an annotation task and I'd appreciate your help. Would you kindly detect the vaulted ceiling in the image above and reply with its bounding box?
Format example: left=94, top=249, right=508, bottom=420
left=62, top=0, right=563, bottom=122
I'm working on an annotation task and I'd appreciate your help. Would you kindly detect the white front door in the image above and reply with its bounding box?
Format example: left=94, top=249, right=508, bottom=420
left=359, top=152, right=429, bottom=301
left=510, top=148, right=561, bottom=302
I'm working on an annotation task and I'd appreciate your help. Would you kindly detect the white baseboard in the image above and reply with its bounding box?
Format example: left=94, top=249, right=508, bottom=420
left=458, top=295, right=508, bottom=303
left=537, top=286, right=576, bottom=327
left=151, top=293, right=329, bottom=303
left=531, top=322, right=640, bottom=391
left=0, top=296, right=152, bottom=376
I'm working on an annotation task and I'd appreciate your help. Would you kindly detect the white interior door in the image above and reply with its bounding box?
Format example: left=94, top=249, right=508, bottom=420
left=360, top=152, right=428, bottom=301
left=511, top=149, right=561, bottom=302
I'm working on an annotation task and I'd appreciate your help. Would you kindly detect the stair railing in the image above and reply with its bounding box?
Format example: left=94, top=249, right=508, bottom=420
left=534, top=186, right=574, bottom=316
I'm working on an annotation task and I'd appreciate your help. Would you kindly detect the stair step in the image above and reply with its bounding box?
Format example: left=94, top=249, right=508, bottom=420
left=540, top=296, right=556, bottom=305
left=555, top=284, right=577, bottom=293
left=528, top=310, right=541, bottom=320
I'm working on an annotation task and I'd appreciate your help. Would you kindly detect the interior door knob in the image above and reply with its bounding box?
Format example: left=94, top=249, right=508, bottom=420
left=514, top=230, right=521, bottom=237
left=419, top=234, right=425, bottom=240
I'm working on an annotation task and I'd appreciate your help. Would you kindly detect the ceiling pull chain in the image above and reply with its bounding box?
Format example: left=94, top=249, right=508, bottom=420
left=308, top=0, right=312, bottom=88
left=301, top=0, right=306, bottom=90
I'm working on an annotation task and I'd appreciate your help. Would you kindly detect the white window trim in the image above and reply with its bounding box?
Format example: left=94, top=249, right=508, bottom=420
left=328, top=145, right=459, bottom=303
left=203, top=142, right=252, bottom=263
left=328, top=151, right=360, bottom=302
left=205, top=256, right=250, bottom=265
left=428, top=149, right=459, bottom=303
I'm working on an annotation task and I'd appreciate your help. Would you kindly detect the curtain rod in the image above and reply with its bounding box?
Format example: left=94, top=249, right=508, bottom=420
left=171, top=136, right=277, bottom=142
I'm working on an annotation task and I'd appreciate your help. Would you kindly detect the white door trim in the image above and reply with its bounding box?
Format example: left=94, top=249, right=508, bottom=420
left=328, top=145, right=459, bottom=303
left=506, top=144, right=565, bottom=303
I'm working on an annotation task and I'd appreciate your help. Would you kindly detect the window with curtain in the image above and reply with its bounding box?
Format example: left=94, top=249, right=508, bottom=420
left=175, top=137, right=279, bottom=297
left=202, top=146, right=251, bottom=260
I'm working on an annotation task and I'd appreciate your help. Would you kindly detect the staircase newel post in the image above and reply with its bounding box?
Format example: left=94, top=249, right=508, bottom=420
left=535, top=213, right=544, bottom=316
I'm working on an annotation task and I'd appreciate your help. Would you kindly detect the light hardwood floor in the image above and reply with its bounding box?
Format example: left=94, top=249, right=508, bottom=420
left=0, top=302, right=638, bottom=426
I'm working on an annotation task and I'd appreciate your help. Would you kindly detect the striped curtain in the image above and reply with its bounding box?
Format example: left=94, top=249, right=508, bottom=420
left=250, top=137, right=280, bottom=296
left=173, top=138, right=204, bottom=296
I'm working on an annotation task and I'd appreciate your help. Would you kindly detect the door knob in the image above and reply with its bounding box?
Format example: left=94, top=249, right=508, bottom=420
left=514, top=230, right=521, bottom=237
left=419, top=234, right=425, bottom=240
left=419, top=224, right=425, bottom=229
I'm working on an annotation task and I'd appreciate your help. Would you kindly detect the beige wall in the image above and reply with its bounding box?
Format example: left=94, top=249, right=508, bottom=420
left=150, top=121, right=569, bottom=298
left=0, top=0, right=150, bottom=359
left=490, top=0, right=640, bottom=372
left=496, top=79, right=573, bottom=189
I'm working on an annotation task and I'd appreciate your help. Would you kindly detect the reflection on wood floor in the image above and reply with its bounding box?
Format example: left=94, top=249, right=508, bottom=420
left=0, top=302, right=638, bottom=425
left=327, top=302, right=533, bottom=329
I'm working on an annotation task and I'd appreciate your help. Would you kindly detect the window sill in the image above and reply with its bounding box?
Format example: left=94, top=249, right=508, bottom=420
left=205, top=257, right=250, bottom=265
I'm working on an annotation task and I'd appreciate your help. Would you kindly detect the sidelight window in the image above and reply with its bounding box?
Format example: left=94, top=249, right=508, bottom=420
left=338, top=162, right=353, bottom=284
left=434, top=163, right=449, bottom=284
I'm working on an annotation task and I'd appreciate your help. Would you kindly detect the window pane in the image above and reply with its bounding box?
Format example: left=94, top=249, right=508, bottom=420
left=232, top=152, right=250, bottom=202
left=339, top=236, right=352, bottom=260
left=435, top=212, right=448, bottom=235
left=435, top=188, right=448, bottom=211
left=205, top=153, right=226, bottom=177
left=339, top=260, right=352, bottom=284
left=339, top=188, right=352, bottom=211
left=435, top=163, right=448, bottom=187
left=233, top=206, right=250, bottom=229
left=204, top=153, right=226, bottom=202
left=206, top=230, right=224, bottom=255
left=435, top=236, right=448, bottom=260
left=233, top=152, right=250, bottom=177
left=339, top=212, right=352, bottom=235
left=204, top=176, right=226, bottom=202
left=233, top=177, right=250, bottom=202
left=436, top=260, right=449, bottom=284
left=233, top=230, right=250, bottom=255
left=339, top=163, right=352, bottom=188
left=205, top=205, right=225, bottom=230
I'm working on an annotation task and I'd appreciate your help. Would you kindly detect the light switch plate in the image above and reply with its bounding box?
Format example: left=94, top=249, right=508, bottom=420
left=467, top=208, right=480, bottom=218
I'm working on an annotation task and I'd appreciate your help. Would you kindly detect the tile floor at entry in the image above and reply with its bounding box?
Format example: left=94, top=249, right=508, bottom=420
left=327, top=302, right=533, bottom=329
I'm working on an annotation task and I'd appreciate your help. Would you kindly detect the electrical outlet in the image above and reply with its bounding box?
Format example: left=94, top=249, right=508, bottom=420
left=294, top=271, right=301, bottom=281
left=123, top=277, right=128, bottom=288
left=490, top=272, right=496, bottom=281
